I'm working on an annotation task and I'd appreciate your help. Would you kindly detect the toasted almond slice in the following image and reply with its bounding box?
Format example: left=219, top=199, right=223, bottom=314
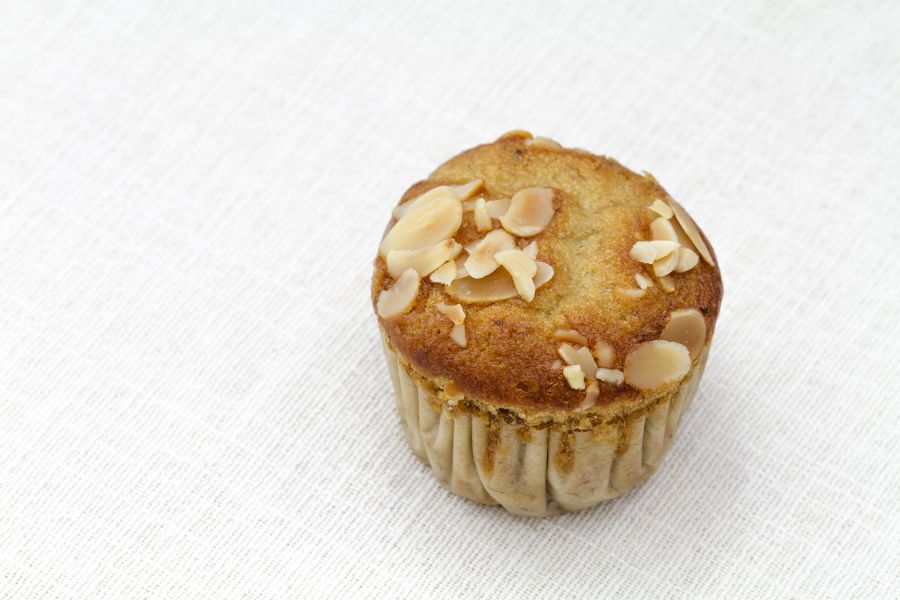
left=447, top=269, right=518, bottom=303
left=563, top=364, right=585, bottom=390
left=630, top=241, right=657, bottom=264
left=391, top=185, right=455, bottom=220
left=473, top=197, right=492, bottom=232
left=498, top=129, right=533, bottom=140
left=495, top=249, right=538, bottom=302
left=529, top=136, right=563, bottom=149
left=534, top=261, right=554, bottom=288
left=553, top=329, right=589, bottom=346
left=558, top=343, right=598, bottom=380
left=615, top=287, right=647, bottom=300
left=648, top=199, right=674, bottom=219
left=462, top=198, right=479, bottom=212
left=523, top=240, right=538, bottom=259
left=596, top=368, right=625, bottom=385
left=623, top=340, right=691, bottom=392
left=450, top=323, right=467, bottom=347
left=651, top=240, right=680, bottom=258
left=593, top=341, right=616, bottom=368
left=453, top=255, right=469, bottom=279
left=660, top=308, right=706, bottom=361
left=485, top=198, right=511, bottom=218
left=386, top=239, right=461, bottom=277
left=449, top=180, right=484, bottom=201
left=635, top=273, right=654, bottom=289
left=551, top=359, right=563, bottom=370
left=435, top=302, right=466, bottom=325
left=657, top=275, right=676, bottom=292
left=578, top=380, right=600, bottom=411
left=499, top=187, right=555, bottom=237
left=376, top=269, right=420, bottom=319
left=650, top=217, right=678, bottom=242
left=667, top=198, right=715, bottom=266
left=464, top=229, right=516, bottom=279
left=653, top=249, right=679, bottom=277
left=380, top=194, right=462, bottom=256
left=674, top=247, right=699, bottom=273
left=430, top=260, right=457, bottom=284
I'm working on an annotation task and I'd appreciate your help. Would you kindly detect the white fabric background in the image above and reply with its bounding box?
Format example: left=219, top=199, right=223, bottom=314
left=1, top=1, right=898, bottom=598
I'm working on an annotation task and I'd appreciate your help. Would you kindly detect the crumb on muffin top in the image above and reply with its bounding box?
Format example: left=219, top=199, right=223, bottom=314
left=372, top=132, right=723, bottom=416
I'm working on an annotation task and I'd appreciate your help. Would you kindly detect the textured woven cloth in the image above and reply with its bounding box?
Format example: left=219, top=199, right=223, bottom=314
left=2, top=1, right=899, bottom=598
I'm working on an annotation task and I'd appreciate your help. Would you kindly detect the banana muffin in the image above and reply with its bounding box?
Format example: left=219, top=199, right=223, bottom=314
left=371, top=131, right=723, bottom=517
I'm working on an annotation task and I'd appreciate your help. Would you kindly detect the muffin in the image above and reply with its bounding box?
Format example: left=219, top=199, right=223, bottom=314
left=371, top=131, right=722, bottom=517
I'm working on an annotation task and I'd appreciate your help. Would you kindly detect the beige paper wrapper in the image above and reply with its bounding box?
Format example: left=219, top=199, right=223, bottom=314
left=381, top=338, right=709, bottom=517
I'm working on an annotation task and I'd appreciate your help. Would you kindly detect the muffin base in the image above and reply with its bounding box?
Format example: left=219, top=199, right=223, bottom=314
left=381, top=338, right=709, bottom=517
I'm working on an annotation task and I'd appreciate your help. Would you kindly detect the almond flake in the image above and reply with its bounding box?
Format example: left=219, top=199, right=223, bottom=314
left=529, top=136, right=563, bottom=149
left=435, top=302, right=466, bottom=325
left=523, top=240, right=538, bottom=259
left=473, top=197, right=492, bottom=232
left=499, top=187, right=555, bottom=237
left=674, top=247, right=699, bottom=273
left=453, top=255, right=469, bottom=279
left=376, top=269, right=420, bottom=319
left=447, top=269, right=518, bottom=303
left=563, top=364, right=586, bottom=390
left=623, top=340, right=691, bottom=392
left=380, top=193, right=462, bottom=257
left=653, top=249, right=679, bottom=277
left=449, top=180, right=484, bottom=201
left=650, top=217, right=678, bottom=242
left=430, top=260, right=457, bottom=284
left=660, top=308, right=706, bottom=361
left=498, top=129, right=533, bottom=140
left=648, top=199, right=674, bottom=219
left=551, top=359, right=563, bottom=369
left=553, top=329, right=589, bottom=346
left=630, top=241, right=657, bottom=264
left=667, top=198, right=715, bottom=266
left=392, top=185, right=454, bottom=220
left=593, top=341, right=616, bottom=368
left=635, top=273, right=654, bottom=289
left=485, top=198, right=511, bottom=218
left=464, top=229, right=516, bottom=279
left=495, top=249, right=538, bottom=302
left=657, top=275, right=676, bottom=292
left=558, top=343, right=598, bottom=380
left=534, top=261, right=554, bottom=288
left=386, top=239, right=461, bottom=277
left=450, top=323, right=467, bottom=347
left=596, top=368, right=624, bottom=385
left=578, top=380, right=600, bottom=411
left=615, top=287, right=647, bottom=300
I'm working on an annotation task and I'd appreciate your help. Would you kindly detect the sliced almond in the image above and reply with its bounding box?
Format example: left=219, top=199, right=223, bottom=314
left=386, top=239, right=461, bottom=277
left=376, top=269, right=420, bottom=319
left=674, top=247, right=699, bottom=273
left=499, top=187, right=555, bottom=237
left=391, top=185, right=454, bottom=220
left=578, top=380, right=599, bottom=411
left=660, top=308, right=706, bottom=361
left=667, top=198, right=715, bottom=266
left=563, top=364, right=585, bottom=390
left=650, top=217, right=678, bottom=242
left=464, top=229, right=516, bottom=279
left=648, top=199, right=674, bottom=219
left=485, top=198, right=511, bottom=219
left=623, top=340, right=691, bottom=392
left=596, top=368, right=625, bottom=385
left=534, top=261, right=554, bottom=288
left=435, top=302, right=466, bottom=325
left=593, top=341, right=616, bottom=368
left=430, top=260, right=457, bottom=285
left=553, top=329, right=589, bottom=346
left=473, top=197, right=492, bottom=232
left=653, top=249, right=679, bottom=277
left=558, top=343, right=598, bottom=380
left=630, top=241, right=658, bottom=264
left=615, top=287, right=647, bottom=300
left=495, top=249, right=538, bottom=302
left=462, top=198, right=479, bottom=212
left=453, top=255, right=469, bottom=279
left=635, top=273, right=654, bottom=289
left=529, top=136, right=563, bottom=149
left=447, top=269, right=518, bottom=303
left=450, top=323, right=467, bottom=347
left=449, top=180, right=484, bottom=201
left=551, top=359, right=563, bottom=370
left=657, top=275, right=676, bottom=292
left=498, top=130, right=533, bottom=140
left=523, top=240, right=538, bottom=259
left=380, top=193, right=462, bottom=257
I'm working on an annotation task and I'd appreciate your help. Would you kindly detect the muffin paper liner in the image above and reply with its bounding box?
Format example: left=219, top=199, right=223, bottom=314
left=381, top=337, right=709, bottom=517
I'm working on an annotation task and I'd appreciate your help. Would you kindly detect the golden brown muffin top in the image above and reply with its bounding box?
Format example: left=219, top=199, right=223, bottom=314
left=372, top=132, right=723, bottom=417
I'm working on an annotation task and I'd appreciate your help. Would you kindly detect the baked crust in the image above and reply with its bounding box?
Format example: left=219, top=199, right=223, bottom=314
left=372, top=134, right=723, bottom=414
